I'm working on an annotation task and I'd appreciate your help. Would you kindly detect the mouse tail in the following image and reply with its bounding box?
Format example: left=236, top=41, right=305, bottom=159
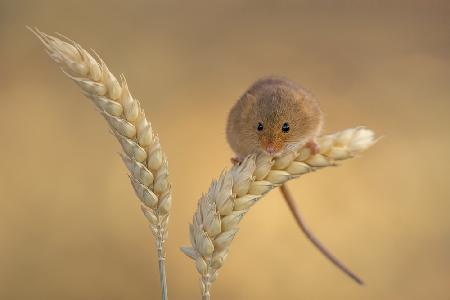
left=279, top=183, right=364, bottom=285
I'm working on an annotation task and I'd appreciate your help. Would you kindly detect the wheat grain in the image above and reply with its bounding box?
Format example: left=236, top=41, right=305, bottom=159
left=181, top=127, right=376, bottom=299
left=30, top=28, right=171, bottom=300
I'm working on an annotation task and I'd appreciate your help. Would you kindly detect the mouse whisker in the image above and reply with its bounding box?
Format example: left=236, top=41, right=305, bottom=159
left=285, top=142, right=302, bottom=151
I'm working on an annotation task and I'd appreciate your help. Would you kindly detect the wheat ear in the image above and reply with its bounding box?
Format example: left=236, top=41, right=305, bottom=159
left=30, top=28, right=172, bottom=300
left=181, top=127, right=376, bottom=299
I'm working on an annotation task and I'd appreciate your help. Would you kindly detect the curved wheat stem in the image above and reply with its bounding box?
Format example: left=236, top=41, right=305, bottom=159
left=30, top=28, right=171, bottom=300
left=181, top=127, right=376, bottom=299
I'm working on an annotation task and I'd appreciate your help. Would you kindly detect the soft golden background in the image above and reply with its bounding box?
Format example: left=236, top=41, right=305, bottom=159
left=1, top=1, right=449, bottom=299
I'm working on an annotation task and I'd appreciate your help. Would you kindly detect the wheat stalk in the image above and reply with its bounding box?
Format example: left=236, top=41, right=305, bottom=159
left=181, top=127, right=376, bottom=299
left=30, top=28, right=172, bottom=300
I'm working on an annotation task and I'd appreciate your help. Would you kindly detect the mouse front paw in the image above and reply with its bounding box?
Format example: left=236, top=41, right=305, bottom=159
left=231, top=157, right=242, bottom=165
left=305, top=140, right=320, bottom=155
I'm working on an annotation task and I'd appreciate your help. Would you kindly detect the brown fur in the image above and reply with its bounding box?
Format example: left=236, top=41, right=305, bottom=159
left=226, top=76, right=323, bottom=158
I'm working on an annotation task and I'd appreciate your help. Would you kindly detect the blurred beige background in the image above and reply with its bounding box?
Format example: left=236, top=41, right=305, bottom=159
left=1, top=1, right=450, bottom=299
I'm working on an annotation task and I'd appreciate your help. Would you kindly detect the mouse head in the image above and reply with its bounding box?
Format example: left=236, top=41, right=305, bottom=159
left=245, top=88, right=319, bottom=156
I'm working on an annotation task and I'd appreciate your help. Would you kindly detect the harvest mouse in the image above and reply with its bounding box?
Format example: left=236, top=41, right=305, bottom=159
left=225, top=76, right=364, bottom=285
left=226, top=76, right=323, bottom=160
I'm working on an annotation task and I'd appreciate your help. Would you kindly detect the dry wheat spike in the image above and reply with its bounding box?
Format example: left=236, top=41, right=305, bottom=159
left=181, top=127, right=376, bottom=300
left=30, top=28, right=172, bottom=300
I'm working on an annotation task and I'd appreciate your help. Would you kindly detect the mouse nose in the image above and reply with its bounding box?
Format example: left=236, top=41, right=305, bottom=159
left=265, top=143, right=278, bottom=155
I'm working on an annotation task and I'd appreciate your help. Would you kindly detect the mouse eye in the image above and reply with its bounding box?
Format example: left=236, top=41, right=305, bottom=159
left=282, top=122, right=290, bottom=133
left=257, top=122, right=264, bottom=131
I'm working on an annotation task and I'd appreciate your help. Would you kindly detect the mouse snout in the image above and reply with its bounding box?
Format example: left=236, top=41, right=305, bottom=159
left=264, top=141, right=282, bottom=156
left=266, top=143, right=277, bottom=155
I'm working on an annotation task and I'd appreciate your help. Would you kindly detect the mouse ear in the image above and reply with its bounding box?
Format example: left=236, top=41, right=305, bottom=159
left=243, top=93, right=257, bottom=103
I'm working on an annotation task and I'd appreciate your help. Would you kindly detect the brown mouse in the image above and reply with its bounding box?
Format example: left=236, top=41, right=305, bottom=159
left=226, top=76, right=323, bottom=159
left=225, top=76, right=364, bottom=285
